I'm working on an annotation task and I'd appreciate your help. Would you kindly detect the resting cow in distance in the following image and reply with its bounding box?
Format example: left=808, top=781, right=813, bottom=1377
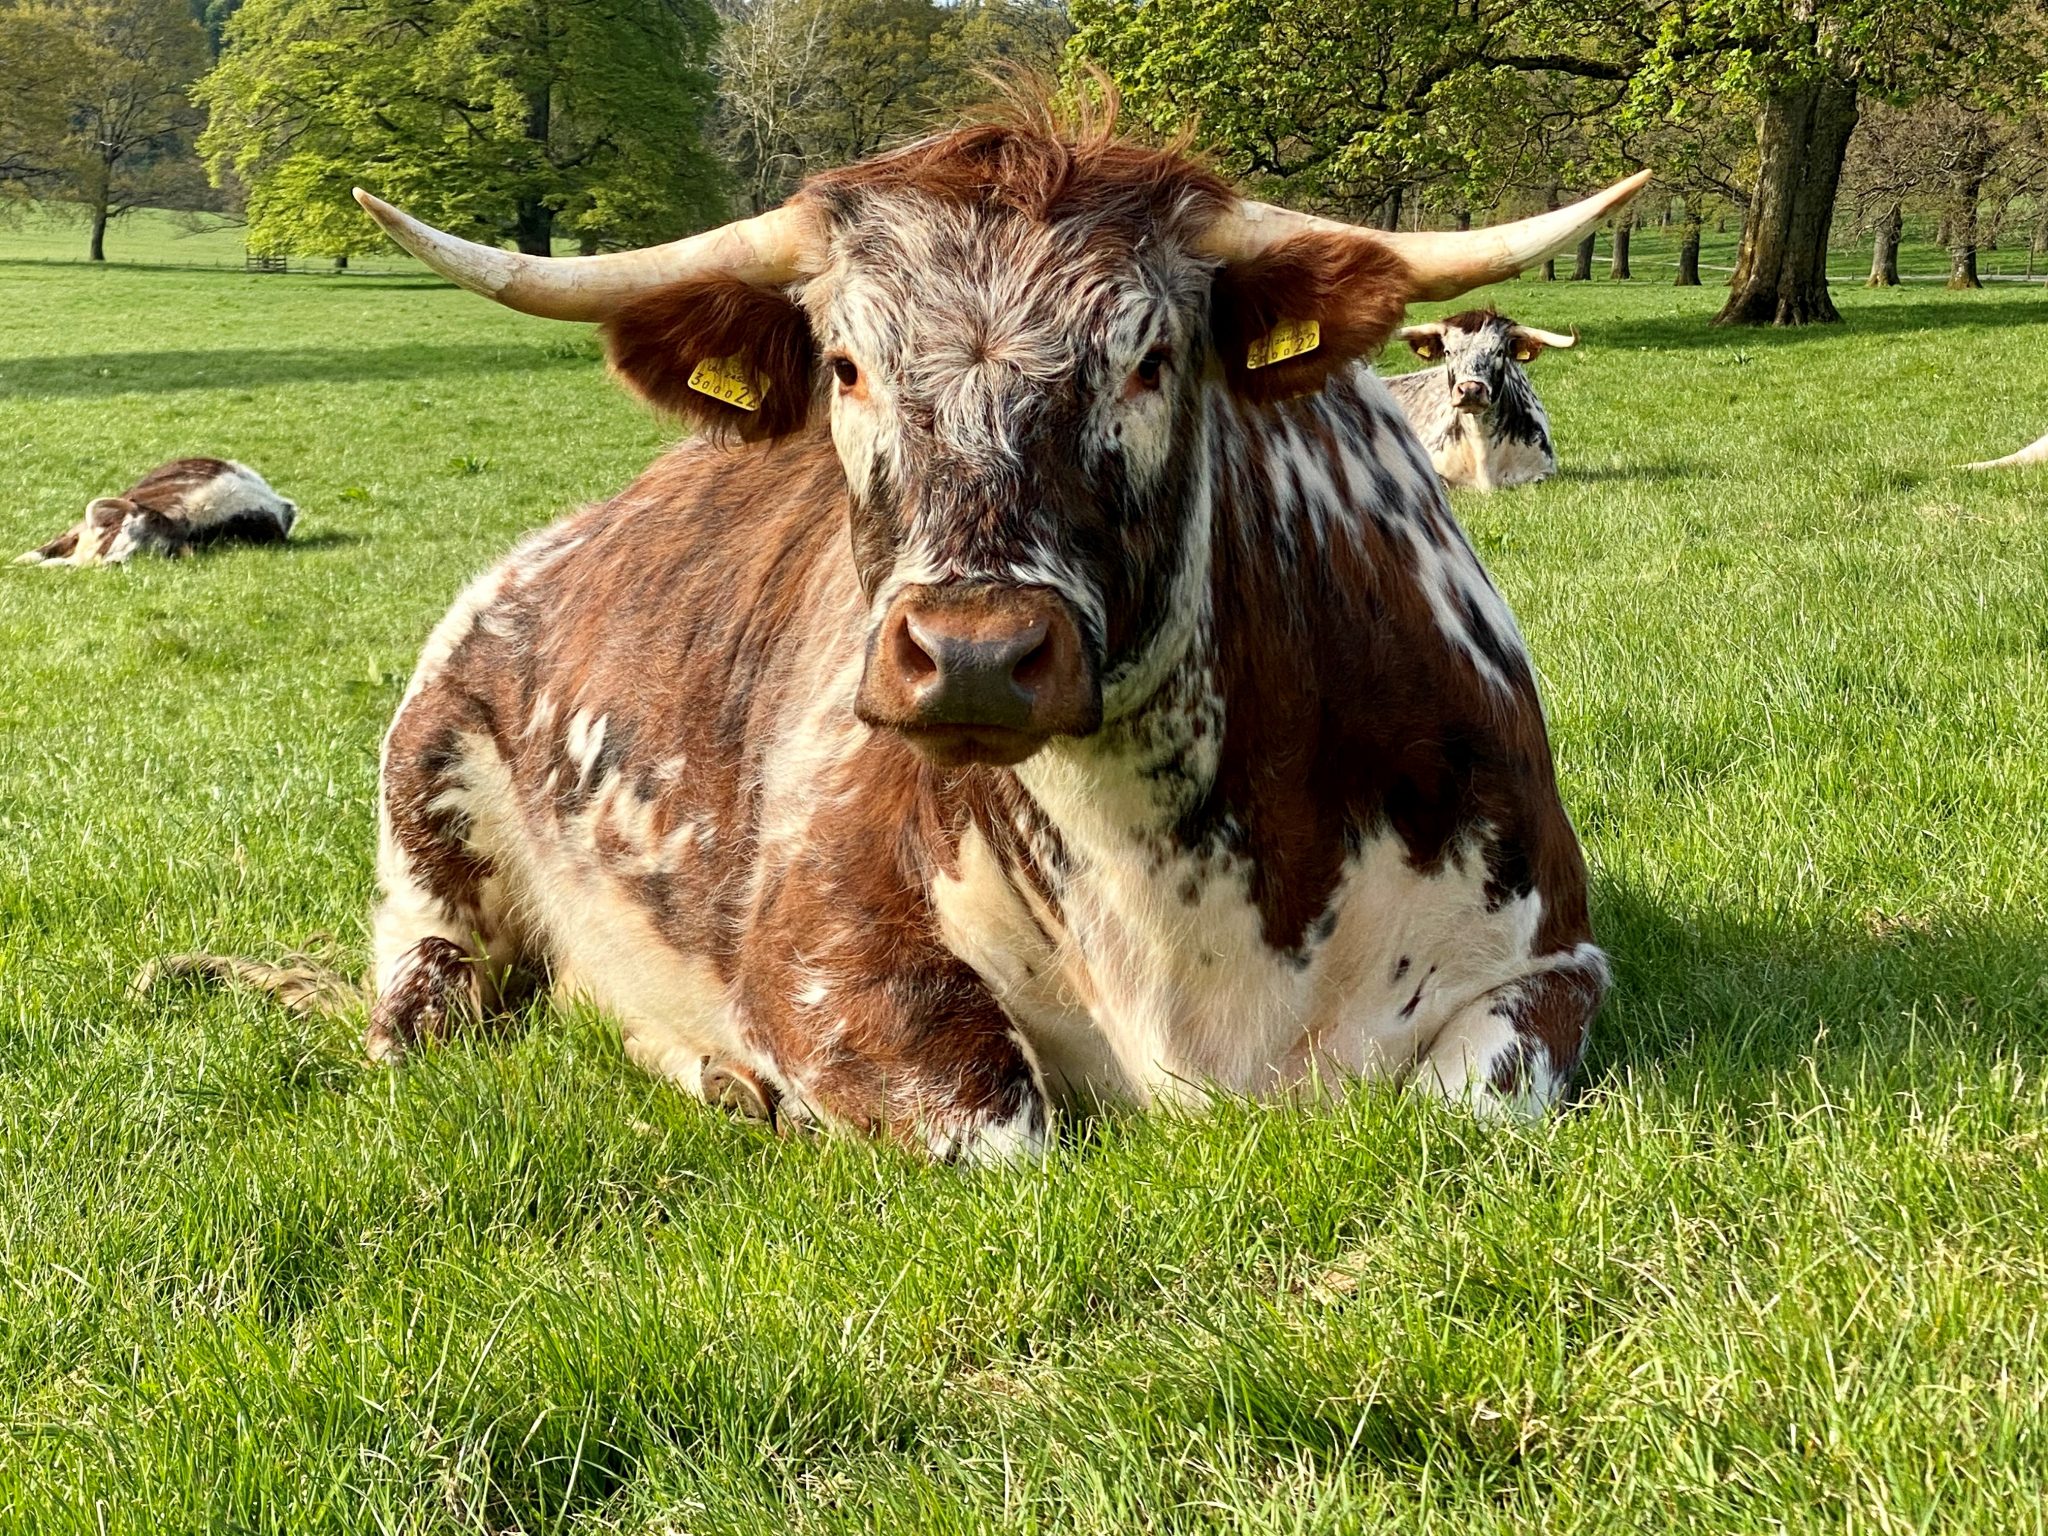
left=1964, top=429, right=2048, bottom=470
left=192, top=107, right=1643, bottom=1162
left=1386, top=310, right=1578, bottom=490
left=16, top=459, right=298, bottom=567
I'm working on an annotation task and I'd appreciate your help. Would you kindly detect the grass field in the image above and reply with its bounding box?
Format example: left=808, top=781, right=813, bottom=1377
left=2, top=226, right=2046, bottom=1533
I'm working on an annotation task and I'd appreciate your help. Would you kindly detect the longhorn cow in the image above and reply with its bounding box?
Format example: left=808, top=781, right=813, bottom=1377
left=337, top=110, right=1644, bottom=1161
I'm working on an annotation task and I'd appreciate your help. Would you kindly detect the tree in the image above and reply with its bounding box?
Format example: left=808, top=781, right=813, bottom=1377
left=2, top=0, right=209, bottom=258
left=711, top=0, right=1066, bottom=213
left=196, top=0, right=725, bottom=260
left=0, top=6, right=85, bottom=197
left=1625, top=0, right=2046, bottom=324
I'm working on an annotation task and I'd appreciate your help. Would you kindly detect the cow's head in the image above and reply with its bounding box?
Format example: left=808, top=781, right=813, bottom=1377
left=1399, top=309, right=1578, bottom=416
left=355, top=117, right=1642, bottom=767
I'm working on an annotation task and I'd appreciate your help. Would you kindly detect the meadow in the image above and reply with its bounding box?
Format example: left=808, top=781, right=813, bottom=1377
left=1, top=217, right=2045, bottom=1533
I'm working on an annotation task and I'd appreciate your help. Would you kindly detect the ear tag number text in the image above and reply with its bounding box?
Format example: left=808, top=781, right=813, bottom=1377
left=1247, top=318, right=1321, bottom=370
left=688, top=354, right=766, bottom=411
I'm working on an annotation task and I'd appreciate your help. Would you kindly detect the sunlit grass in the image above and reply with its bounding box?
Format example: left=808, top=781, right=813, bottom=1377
left=1, top=242, right=2045, bottom=1532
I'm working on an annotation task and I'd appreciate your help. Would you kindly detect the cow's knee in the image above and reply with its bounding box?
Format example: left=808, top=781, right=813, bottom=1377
left=1418, top=945, right=1608, bottom=1118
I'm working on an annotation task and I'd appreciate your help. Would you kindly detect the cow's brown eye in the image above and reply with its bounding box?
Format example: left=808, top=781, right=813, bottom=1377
left=1133, top=349, right=1168, bottom=391
left=832, top=357, right=860, bottom=390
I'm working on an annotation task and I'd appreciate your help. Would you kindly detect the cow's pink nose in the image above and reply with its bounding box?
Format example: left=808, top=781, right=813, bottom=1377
left=856, top=584, right=1101, bottom=765
left=1454, top=379, right=1491, bottom=409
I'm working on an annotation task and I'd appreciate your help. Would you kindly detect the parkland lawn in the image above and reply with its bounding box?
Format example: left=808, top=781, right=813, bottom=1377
left=1, top=218, right=2045, bottom=1533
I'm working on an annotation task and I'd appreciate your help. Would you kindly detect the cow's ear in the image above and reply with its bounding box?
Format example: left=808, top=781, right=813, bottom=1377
left=603, top=275, right=817, bottom=442
left=1210, top=232, right=1410, bottom=405
left=1400, top=325, right=1447, bottom=361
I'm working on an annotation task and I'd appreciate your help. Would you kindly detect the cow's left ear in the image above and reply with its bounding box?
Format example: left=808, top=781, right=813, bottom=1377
left=603, top=275, right=817, bottom=443
left=1509, top=325, right=1578, bottom=364
left=1210, top=233, right=1410, bottom=405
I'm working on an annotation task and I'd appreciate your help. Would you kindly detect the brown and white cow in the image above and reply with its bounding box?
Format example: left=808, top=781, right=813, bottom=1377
left=16, top=458, right=298, bottom=567
left=347, top=112, right=1644, bottom=1162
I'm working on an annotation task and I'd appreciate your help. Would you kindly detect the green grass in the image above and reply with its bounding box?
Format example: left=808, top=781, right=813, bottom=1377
left=1, top=240, right=2046, bottom=1533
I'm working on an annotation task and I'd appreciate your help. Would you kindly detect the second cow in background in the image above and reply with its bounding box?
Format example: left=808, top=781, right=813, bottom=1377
left=1387, top=310, right=1577, bottom=491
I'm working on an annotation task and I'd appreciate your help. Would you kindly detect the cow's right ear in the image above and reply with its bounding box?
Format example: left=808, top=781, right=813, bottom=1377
left=1210, top=232, right=1411, bottom=405
left=1399, top=325, right=1446, bottom=362
left=603, top=276, right=817, bottom=443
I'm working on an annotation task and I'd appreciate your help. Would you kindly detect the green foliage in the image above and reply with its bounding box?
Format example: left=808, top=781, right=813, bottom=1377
left=3, top=239, right=2048, bottom=1531
left=0, top=0, right=210, bottom=253
left=194, top=0, right=727, bottom=258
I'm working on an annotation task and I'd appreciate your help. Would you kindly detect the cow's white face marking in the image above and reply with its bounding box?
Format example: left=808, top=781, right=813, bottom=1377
left=803, top=193, right=1218, bottom=719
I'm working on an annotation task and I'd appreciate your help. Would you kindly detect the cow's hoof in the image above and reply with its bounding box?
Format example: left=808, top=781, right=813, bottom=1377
left=702, top=1061, right=778, bottom=1126
left=926, top=1095, right=1050, bottom=1166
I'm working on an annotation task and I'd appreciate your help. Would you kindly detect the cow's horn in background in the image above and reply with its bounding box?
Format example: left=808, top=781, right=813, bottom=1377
left=1200, top=171, right=1653, bottom=303
left=1963, top=429, right=2048, bottom=470
left=352, top=190, right=818, bottom=322
left=1515, top=325, right=1580, bottom=348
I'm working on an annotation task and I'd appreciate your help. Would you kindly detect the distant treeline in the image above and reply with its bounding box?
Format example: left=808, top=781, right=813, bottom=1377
left=2, top=0, right=2043, bottom=322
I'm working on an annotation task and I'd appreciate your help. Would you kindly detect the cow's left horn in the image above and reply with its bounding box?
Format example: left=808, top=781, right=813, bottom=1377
left=1200, top=171, right=1653, bottom=304
left=352, top=190, right=818, bottom=321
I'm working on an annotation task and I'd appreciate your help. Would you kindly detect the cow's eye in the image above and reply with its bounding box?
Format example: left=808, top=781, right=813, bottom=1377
left=831, top=356, right=860, bottom=390
left=1132, top=349, right=1169, bottom=392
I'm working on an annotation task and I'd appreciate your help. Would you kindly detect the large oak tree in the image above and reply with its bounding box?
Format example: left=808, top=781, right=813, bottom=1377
left=196, top=0, right=726, bottom=259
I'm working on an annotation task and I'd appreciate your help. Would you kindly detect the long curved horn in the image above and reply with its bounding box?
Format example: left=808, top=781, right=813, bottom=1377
left=353, top=190, right=818, bottom=321
left=1963, top=429, right=2048, bottom=470
left=1199, top=171, right=1653, bottom=303
left=1514, top=325, right=1579, bottom=349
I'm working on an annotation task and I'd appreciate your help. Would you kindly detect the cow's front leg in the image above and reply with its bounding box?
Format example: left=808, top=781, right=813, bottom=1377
left=1418, top=944, right=1609, bottom=1117
left=739, top=870, right=1049, bottom=1164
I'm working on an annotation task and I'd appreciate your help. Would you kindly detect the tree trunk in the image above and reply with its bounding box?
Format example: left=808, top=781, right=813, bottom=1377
left=1455, top=208, right=1471, bottom=231
left=1676, top=216, right=1702, bottom=285
left=1867, top=203, right=1900, bottom=287
left=1611, top=215, right=1632, bottom=279
left=1570, top=231, right=1595, bottom=280
left=1542, top=189, right=1558, bottom=280
left=516, top=79, right=554, bottom=256
left=1716, top=75, right=1859, bottom=326
left=1947, top=179, right=1984, bottom=289
left=333, top=254, right=349, bottom=272
left=88, top=163, right=111, bottom=261
left=1377, top=184, right=1404, bottom=233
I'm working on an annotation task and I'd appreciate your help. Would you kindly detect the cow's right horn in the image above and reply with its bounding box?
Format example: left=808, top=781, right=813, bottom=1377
left=353, top=191, right=819, bottom=322
left=1200, top=171, right=1653, bottom=304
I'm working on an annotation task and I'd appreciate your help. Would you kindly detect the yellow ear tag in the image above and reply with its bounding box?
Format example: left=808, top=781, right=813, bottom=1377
left=1247, top=318, right=1321, bottom=370
left=687, top=354, right=766, bottom=411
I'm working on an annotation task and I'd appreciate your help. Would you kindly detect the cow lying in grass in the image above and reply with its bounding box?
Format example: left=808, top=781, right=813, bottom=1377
left=16, top=458, right=297, bottom=567
left=169, top=107, right=1643, bottom=1162
left=1386, top=310, right=1578, bottom=490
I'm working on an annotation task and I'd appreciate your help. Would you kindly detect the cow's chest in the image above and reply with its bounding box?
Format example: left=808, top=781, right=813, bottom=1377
left=930, top=788, right=1544, bottom=1108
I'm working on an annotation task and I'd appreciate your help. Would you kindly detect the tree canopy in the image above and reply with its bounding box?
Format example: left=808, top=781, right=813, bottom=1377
left=195, top=0, right=727, bottom=258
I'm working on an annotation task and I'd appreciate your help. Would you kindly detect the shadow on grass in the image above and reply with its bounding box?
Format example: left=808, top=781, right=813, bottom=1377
left=1592, top=296, right=2048, bottom=354
left=0, top=342, right=594, bottom=399
left=1587, top=877, right=2048, bottom=1092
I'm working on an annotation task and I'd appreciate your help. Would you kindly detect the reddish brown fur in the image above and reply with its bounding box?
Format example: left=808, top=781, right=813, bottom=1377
left=606, top=276, right=818, bottom=441
left=1213, top=234, right=1414, bottom=404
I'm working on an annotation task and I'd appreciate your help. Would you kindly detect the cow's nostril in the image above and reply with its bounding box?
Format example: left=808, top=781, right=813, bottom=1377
left=1011, top=632, right=1054, bottom=690
left=894, top=613, right=942, bottom=682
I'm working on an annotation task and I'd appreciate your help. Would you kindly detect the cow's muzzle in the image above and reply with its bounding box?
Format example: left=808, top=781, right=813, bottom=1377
left=1453, top=379, right=1491, bottom=412
left=856, top=583, right=1101, bottom=767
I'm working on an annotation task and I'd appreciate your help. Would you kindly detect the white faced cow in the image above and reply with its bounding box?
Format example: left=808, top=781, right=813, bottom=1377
left=1386, top=310, right=1579, bottom=491
left=16, top=458, right=298, bottom=567
left=298, top=112, right=1645, bottom=1162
